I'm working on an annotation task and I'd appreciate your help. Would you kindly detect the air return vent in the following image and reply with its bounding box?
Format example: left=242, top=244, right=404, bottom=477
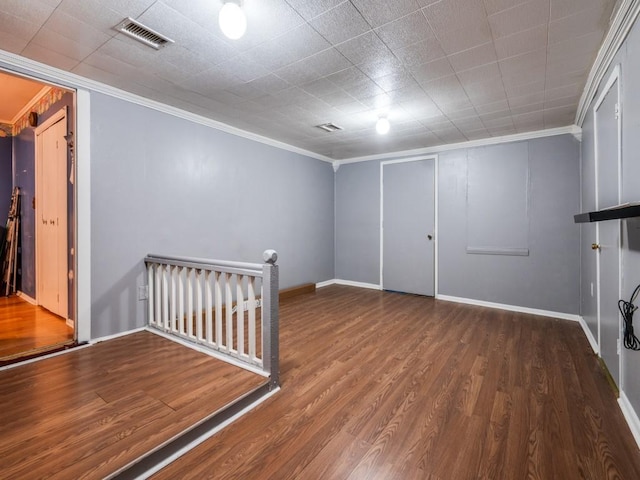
left=315, top=123, right=343, bottom=133
left=114, top=17, right=175, bottom=50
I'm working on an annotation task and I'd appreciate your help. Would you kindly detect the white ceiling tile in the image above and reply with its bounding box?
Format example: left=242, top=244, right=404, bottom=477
left=411, top=57, right=455, bottom=84
left=457, top=62, right=502, bottom=86
left=544, top=95, right=579, bottom=109
left=512, top=110, right=544, bottom=127
left=285, top=0, right=345, bottom=21
left=374, top=71, right=419, bottom=93
left=550, top=0, right=615, bottom=21
left=422, top=75, right=471, bottom=107
left=317, top=89, right=358, bottom=107
left=448, top=42, right=497, bottom=72
left=375, top=11, right=434, bottom=51
left=335, top=31, right=390, bottom=65
left=432, top=23, right=493, bottom=55
left=136, top=3, right=235, bottom=63
left=245, top=74, right=290, bottom=95
left=508, top=91, right=545, bottom=108
left=424, top=0, right=487, bottom=32
left=475, top=99, right=510, bottom=114
left=43, top=9, right=114, bottom=47
left=21, top=42, right=80, bottom=70
left=343, top=78, right=385, bottom=101
left=300, top=78, right=341, bottom=96
left=357, top=54, right=405, bottom=79
left=488, top=0, right=550, bottom=39
left=211, top=54, right=270, bottom=83
left=0, top=0, right=613, bottom=159
left=0, top=10, right=43, bottom=41
left=0, top=30, right=29, bottom=53
left=325, top=66, right=370, bottom=89
left=310, top=2, right=371, bottom=45
left=0, top=0, right=55, bottom=26
left=548, top=5, right=611, bottom=45
left=350, top=0, right=421, bottom=28
left=245, top=24, right=332, bottom=70
left=504, top=79, right=545, bottom=98
left=483, top=0, right=529, bottom=16
left=544, top=83, right=583, bottom=100
left=56, top=0, right=124, bottom=36
left=394, top=37, right=446, bottom=67
left=29, top=27, right=97, bottom=61
left=179, top=67, right=240, bottom=95
left=494, top=24, right=547, bottom=59
left=510, top=102, right=544, bottom=115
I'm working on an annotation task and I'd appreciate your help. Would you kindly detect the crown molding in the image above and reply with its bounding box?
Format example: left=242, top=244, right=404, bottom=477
left=10, top=85, right=51, bottom=125
left=575, top=0, right=640, bottom=126
left=334, top=125, right=581, bottom=166
left=0, top=49, right=333, bottom=164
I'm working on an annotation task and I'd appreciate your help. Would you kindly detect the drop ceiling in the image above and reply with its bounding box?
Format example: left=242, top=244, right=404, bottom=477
left=0, top=0, right=619, bottom=159
left=0, top=70, right=47, bottom=123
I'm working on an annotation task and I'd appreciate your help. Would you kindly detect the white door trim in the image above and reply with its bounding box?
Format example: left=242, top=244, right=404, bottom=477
left=379, top=154, right=438, bottom=295
left=593, top=63, right=622, bottom=387
left=34, top=107, right=68, bottom=319
left=75, top=89, right=91, bottom=343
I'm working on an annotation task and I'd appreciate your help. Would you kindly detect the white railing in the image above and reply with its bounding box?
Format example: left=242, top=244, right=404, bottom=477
left=144, top=250, right=279, bottom=387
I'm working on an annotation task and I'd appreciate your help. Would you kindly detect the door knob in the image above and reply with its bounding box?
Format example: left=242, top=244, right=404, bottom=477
left=591, top=243, right=600, bottom=250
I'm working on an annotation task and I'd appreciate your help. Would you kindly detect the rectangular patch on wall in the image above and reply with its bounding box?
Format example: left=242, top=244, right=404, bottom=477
left=466, top=142, right=530, bottom=255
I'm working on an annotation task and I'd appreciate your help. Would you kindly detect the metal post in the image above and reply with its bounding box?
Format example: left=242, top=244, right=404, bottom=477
left=261, top=249, right=279, bottom=389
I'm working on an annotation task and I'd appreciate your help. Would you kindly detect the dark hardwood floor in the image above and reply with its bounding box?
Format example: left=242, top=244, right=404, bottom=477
left=0, top=295, right=74, bottom=362
left=0, top=331, right=266, bottom=479
left=152, top=285, right=640, bottom=479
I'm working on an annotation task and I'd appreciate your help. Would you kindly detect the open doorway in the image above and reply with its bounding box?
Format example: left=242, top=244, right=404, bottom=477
left=0, top=70, right=76, bottom=365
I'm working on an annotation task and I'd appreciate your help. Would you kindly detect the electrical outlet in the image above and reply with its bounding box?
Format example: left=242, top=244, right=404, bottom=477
left=138, top=285, right=149, bottom=301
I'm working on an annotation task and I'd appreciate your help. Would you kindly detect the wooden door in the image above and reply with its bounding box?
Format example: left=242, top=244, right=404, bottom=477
left=36, top=112, right=68, bottom=318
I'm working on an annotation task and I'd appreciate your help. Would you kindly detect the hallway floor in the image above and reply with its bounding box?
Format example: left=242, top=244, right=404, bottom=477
left=0, top=295, right=73, bottom=363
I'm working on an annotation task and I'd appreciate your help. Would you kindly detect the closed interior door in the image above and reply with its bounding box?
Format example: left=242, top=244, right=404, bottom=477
left=595, top=75, right=620, bottom=386
left=37, top=116, right=68, bottom=318
left=382, top=158, right=435, bottom=296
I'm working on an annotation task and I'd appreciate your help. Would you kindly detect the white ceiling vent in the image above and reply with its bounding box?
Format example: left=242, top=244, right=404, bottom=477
left=114, top=17, right=175, bottom=50
left=316, top=123, right=343, bottom=133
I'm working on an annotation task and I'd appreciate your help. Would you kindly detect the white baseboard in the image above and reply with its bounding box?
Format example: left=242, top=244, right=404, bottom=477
left=316, top=279, right=382, bottom=290
left=435, top=294, right=581, bottom=322
left=17, top=291, right=37, bottom=305
left=578, top=316, right=599, bottom=354
left=619, top=391, right=640, bottom=450
left=90, top=327, right=147, bottom=344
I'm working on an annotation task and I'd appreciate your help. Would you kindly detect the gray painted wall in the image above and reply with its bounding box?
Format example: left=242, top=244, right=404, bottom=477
left=90, top=93, right=334, bottom=338
left=580, top=17, right=640, bottom=417
left=335, top=134, right=580, bottom=315
left=334, top=161, right=380, bottom=284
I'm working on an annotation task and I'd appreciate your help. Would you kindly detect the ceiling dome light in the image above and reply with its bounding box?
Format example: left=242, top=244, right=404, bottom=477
left=219, top=1, right=246, bottom=40
left=376, top=117, right=390, bottom=135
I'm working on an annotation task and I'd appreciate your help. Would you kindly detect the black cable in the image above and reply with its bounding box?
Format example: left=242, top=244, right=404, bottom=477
left=619, top=284, right=640, bottom=350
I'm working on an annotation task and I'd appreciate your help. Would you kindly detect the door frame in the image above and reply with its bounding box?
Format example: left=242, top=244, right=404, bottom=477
left=35, top=106, right=69, bottom=322
left=593, top=64, right=622, bottom=387
left=379, top=154, right=438, bottom=294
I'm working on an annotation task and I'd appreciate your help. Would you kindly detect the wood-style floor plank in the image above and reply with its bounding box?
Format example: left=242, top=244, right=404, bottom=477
left=0, top=331, right=265, bottom=479
left=0, top=295, right=73, bottom=360
left=152, top=286, right=640, bottom=480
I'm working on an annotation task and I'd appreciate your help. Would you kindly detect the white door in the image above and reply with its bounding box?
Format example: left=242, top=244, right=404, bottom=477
left=594, top=68, right=621, bottom=387
left=381, top=158, right=436, bottom=296
left=36, top=112, right=68, bottom=319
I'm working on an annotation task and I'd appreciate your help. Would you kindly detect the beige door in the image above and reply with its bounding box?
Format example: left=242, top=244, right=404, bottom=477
left=36, top=112, right=68, bottom=318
